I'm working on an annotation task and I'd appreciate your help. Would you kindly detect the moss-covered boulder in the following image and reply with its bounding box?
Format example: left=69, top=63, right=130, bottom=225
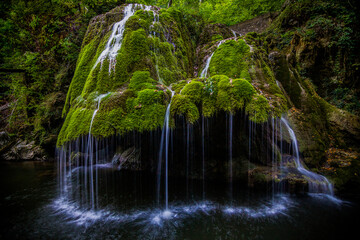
left=208, top=39, right=251, bottom=79
left=58, top=4, right=195, bottom=146
left=170, top=75, right=273, bottom=123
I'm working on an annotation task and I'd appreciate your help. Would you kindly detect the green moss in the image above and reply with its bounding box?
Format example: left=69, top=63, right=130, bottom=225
left=63, top=34, right=110, bottom=116
left=100, top=90, right=134, bottom=112
left=271, top=93, right=288, bottom=117
left=201, top=76, right=218, bottom=117
left=115, top=28, right=150, bottom=85
left=216, top=89, right=232, bottom=112
left=135, top=89, right=164, bottom=106
left=245, top=94, right=271, bottom=123
left=169, top=74, right=258, bottom=120
left=81, top=63, right=100, bottom=98
left=171, top=80, right=187, bottom=94
left=57, top=108, right=93, bottom=146
left=129, top=71, right=156, bottom=91
left=202, top=96, right=217, bottom=117
left=231, top=78, right=256, bottom=108
left=119, top=100, right=166, bottom=133
left=92, top=103, right=166, bottom=136
left=211, top=34, right=223, bottom=42
left=170, top=94, right=200, bottom=123
left=126, top=9, right=153, bottom=32
left=217, top=78, right=231, bottom=90
left=209, top=39, right=250, bottom=79
left=181, top=80, right=204, bottom=103
left=58, top=4, right=198, bottom=145
left=214, top=75, right=255, bottom=113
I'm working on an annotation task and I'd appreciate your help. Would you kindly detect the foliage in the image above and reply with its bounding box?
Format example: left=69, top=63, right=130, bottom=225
left=126, top=0, right=284, bottom=26
left=198, top=0, right=284, bottom=26
left=0, top=0, right=128, bottom=147
left=266, top=0, right=360, bottom=115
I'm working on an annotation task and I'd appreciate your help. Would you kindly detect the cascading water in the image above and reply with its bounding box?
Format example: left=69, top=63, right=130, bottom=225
left=157, top=89, right=175, bottom=214
left=57, top=3, right=152, bottom=210
left=54, top=3, right=341, bottom=228
left=150, top=9, right=163, bottom=84
left=201, top=115, right=205, bottom=200
left=86, top=93, right=109, bottom=208
left=186, top=122, right=192, bottom=200
left=92, top=4, right=138, bottom=73
left=231, top=29, right=237, bottom=39
left=200, top=40, right=224, bottom=78
left=229, top=113, right=233, bottom=201
left=280, top=117, right=334, bottom=195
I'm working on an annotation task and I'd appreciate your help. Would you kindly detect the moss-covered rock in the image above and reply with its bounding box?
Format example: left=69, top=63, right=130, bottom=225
left=169, top=75, right=272, bottom=122
left=245, top=95, right=270, bottom=123
left=170, top=94, right=199, bottom=123
left=58, top=4, right=196, bottom=146
left=209, top=39, right=251, bottom=79
left=129, top=71, right=157, bottom=91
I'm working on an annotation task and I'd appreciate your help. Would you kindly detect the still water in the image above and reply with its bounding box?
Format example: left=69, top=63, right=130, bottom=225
left=0, top=161, right=359, bottom=239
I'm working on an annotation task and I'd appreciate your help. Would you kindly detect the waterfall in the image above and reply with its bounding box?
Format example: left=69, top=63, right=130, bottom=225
left=200, top=40, right=224, bottom=78
left=86, top=93, right=109, bottom=208
left=92, top=4, right=136, bottom=73
left=271, top=118, right=275, bottom=200
left=150, top=10, right=163, bottom=84
left=280, top=117, right=334, bottom=195
left=201, top=115, right=205, bottom=200
left=186, top=122, right=191, bottom=200
left=92, top=4, right=152, bottom=73
left=229, top=113, right=233, bottom=201
left=157, top=89, right=175, bottom=211
left=231, top=29, right=237, bottom=39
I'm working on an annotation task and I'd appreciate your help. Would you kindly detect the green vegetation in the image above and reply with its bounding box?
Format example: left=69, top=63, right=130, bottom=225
left=209, top=39, right=250, bottom=79
left=245, top=94, right=270, bottom=123
left=1, top=0, right=359, bottom=194
left=266, top=0, right=360, bottom=115
left=0, top=0, right=287, bottom=149
left=140, top=0, right=285, bottom=26
left=57, top=70, right=169, bottom=145
left=170, top=76, right=270, bottom=123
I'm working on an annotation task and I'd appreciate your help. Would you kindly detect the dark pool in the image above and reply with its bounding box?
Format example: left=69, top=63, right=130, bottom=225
left=0, top=161, right=359, bottom=240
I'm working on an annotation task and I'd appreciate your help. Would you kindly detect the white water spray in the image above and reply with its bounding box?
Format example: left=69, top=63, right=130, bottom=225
left=281, top=117, right=334, bottom=195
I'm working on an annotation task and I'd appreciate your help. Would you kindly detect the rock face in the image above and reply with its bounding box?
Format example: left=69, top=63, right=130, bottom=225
left=56, top=2, right=360, bottom=193
left=0, top=134, right=45, bottom=161
left=229, top=12, right=277, bottom=36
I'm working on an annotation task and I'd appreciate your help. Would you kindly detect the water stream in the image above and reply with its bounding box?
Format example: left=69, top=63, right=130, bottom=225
left=228, top=113, right=233, bottom=201
left=157, top=89, right=175, bottom=213
left=281, top=117, right=334, bottom=195
left=200, top=40, right=224, bottom=78
left=93, top=4, right=137, bottom=72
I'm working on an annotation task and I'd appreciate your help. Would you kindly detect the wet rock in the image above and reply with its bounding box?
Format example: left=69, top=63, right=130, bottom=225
left=2, top=140, right=45, bottom=161
left=0, top=131, right=10, bottom=146
left=112, top=147, right=141, bottom=170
